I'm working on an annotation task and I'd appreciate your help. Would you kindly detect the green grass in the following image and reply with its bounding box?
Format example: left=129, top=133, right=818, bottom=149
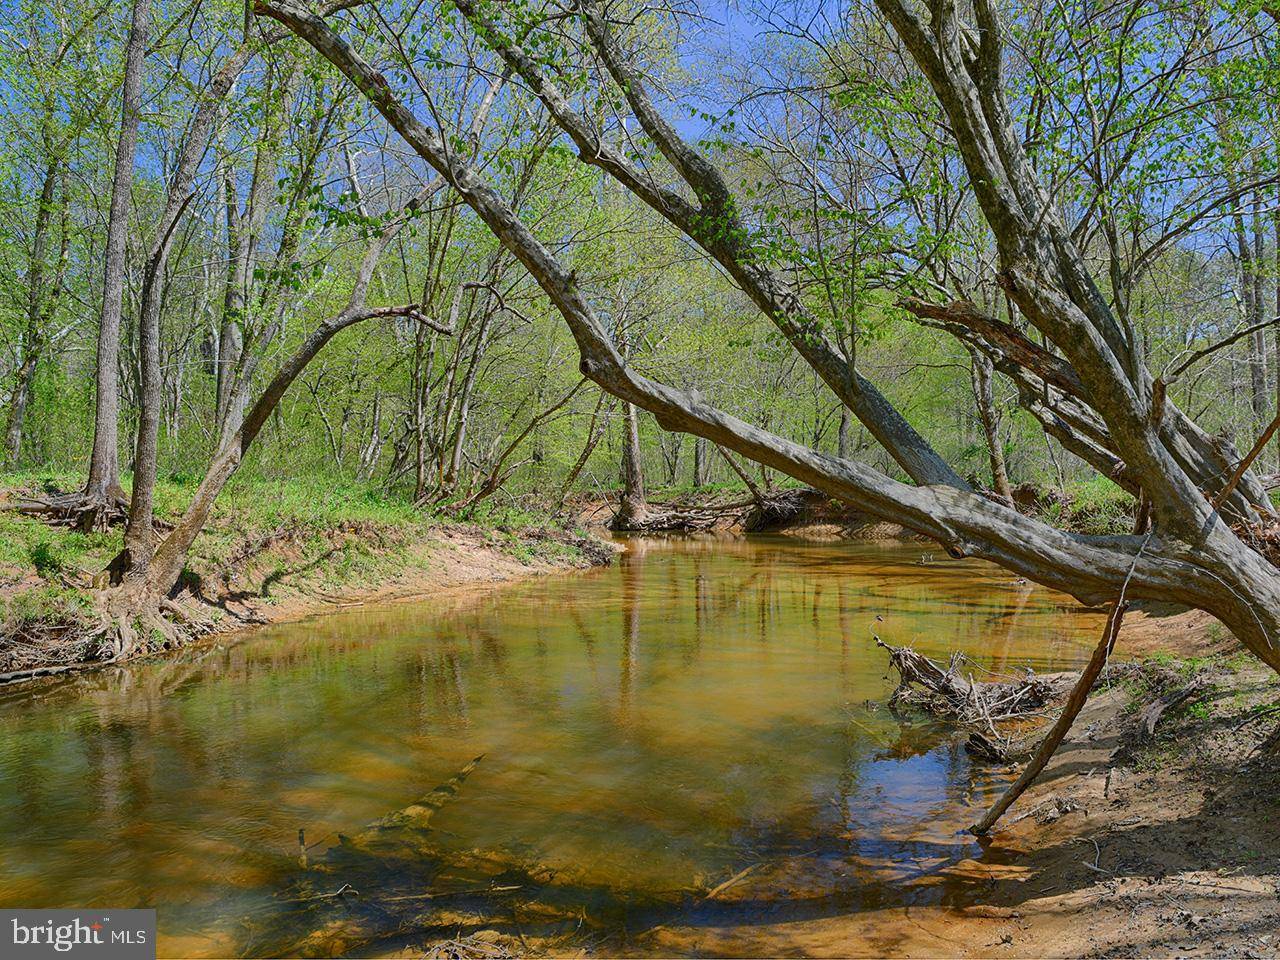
left=1, top=470, right=594, bottom=604
left=0, top=584, right=93, bottom=629
left=1040, top=477, right=1135, bottom=534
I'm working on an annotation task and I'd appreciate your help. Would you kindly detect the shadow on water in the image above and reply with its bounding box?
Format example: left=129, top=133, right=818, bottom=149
left=0, top=536, right=1108, bottom=957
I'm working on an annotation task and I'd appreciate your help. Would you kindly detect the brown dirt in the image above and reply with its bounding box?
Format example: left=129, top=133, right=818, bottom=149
left=1115, top=605, right=1240, bottom=659
left=195, top=522, right=616, bottom=633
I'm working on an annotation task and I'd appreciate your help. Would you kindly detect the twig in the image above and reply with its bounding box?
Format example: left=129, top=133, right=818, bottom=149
left=971, top=533, right=1150, bottom=834
left=380, top=884, right=522, bottom=904
left=1231, top=704, right=1280, bottom=732
left=1161, top=315, right=1280, bottom=385
left=701, top=863, right=758, bottom=901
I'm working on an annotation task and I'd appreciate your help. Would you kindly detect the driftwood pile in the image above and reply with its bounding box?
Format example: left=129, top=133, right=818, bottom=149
left=876, top=638, right=1067, bottom=760
left=11, top=488, right=130, bottom=532
left=611, top=497, right=755, bottom=532
left=740, top=488, right=830, bottom=532
left=877, top=638, right=1062, bottom=724
left=610, top=487, right=836, bottom=533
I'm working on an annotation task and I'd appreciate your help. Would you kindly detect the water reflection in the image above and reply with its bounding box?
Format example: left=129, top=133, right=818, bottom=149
left=0, top=536, right=1101, bottom=956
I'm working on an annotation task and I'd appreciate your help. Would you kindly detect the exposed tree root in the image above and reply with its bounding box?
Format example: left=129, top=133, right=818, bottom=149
left=13, top=487, right=131, bottom=533
left=741, top=488, right=828, bottom=532
left=0, top=588, right=215, bottom=685
left=88, top=587, right=215, bottom=661
left=610, top=497, right=754, bottom=532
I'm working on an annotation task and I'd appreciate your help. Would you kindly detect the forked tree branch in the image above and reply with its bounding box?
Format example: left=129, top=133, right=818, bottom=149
left=251, top=0, right=1280, bottom=673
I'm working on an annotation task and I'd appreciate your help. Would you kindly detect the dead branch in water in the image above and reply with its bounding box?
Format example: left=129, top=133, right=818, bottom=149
left=970, top=600, right=1128, bottom=834
left=874, top=638, right=1061, bottom=745
left=970, top=533, right=1150, bottom=833
left=425, top=931, right=520, bottom=959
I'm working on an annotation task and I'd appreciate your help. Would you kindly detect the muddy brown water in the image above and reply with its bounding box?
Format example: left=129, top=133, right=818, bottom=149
left=0, top=536, right=1104, bottom=957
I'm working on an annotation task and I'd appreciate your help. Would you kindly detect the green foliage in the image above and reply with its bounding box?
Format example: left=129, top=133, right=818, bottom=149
left=0, top=584, right=92, bottom=629
left=0, top=0, right=1277, bottom=553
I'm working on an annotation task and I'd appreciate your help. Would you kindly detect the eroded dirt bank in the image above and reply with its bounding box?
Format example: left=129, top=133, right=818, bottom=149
left=1, top=478, right=617, bottom=683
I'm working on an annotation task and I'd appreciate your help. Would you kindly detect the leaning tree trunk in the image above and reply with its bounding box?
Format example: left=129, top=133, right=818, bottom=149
left=141, top=313, right=392, bottom=596
left=125, top=182, right=452, bottom=608
left=116, top=47, right=255, bottom=576
left=84, top=0, right=150, bottom=517
left=555, top=390, right=611, bottom=510
left=256, top=0, right=1280, bottom=678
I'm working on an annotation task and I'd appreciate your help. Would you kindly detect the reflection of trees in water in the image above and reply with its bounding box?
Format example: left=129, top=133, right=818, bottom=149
left=0, top=539, right=1098, bottom=944
left=171, top=722, right=991, bottom=959
left=414, top=648, right=470, bottom=727
left=618, top=552, right=640, bottom=722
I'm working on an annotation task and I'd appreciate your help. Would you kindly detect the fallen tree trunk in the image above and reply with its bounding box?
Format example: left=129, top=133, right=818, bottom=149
left=256, top=0, right=1280, bottom=678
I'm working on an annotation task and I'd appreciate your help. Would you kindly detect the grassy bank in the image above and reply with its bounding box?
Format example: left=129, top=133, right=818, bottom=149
left=0, top=471, right=614, bottom=679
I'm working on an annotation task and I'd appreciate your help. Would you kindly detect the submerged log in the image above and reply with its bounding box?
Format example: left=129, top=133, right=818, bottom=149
left=355, top=753, right=485, bottom=840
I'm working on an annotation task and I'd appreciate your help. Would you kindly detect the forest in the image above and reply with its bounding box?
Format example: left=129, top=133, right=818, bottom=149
left=1, top=0, right=1279, bottom=957
left=0, top=0, right=1278, bottom=623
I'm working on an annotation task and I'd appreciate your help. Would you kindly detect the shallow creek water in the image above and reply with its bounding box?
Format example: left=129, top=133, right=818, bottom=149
left=0, top=536, right=1104, bottom=956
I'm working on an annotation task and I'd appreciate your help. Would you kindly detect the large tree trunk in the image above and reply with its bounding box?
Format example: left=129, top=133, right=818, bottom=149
left=5, top=355, right=37, bottom=466
left=613, top=401, right=648, bottom=529
left=85, top=0, right=150, bottom=510
left=693, top=436, right=708, bottom=489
